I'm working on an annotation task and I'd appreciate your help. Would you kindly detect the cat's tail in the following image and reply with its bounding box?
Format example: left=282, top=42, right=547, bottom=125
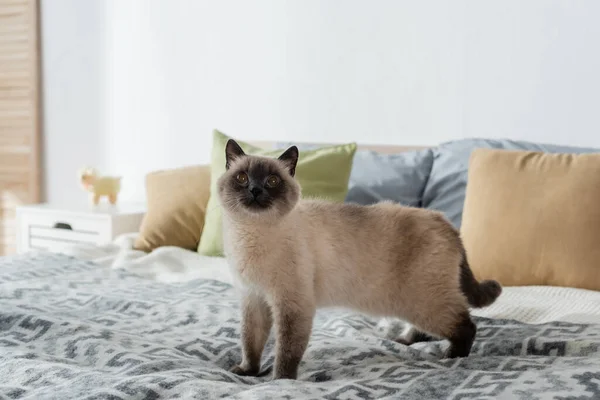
left=459, top=254, right=502, bottom=308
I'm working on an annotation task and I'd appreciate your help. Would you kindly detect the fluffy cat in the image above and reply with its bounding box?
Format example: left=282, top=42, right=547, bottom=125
left=217, top=139, right=502, bottom=380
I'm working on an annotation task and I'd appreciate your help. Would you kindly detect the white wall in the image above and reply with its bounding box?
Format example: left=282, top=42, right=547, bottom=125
left=41, top=0, right=600, bottom=204
left=41, top=0, right=108, bottom=204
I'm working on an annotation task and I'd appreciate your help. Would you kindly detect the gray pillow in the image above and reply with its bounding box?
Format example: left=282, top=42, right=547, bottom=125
left=345, top=149, right=434, bottom=206
left=422, top=138, right=600, bottom=229
left=276, top=143, right=434, bottom=207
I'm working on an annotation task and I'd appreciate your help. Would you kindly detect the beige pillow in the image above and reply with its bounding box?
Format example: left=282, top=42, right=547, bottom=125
left=461, top=148, right=600, bottom=291
left=134, top=165, right=211, bottom=252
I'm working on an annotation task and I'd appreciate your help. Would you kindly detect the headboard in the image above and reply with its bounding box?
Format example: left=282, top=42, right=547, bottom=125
left=248, top=141, right=430, bottom=154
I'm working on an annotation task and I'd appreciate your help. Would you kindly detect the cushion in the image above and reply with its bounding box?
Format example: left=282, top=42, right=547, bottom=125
left=198, top=130, right=357, bottom=257
left=134, top=165, right=211, bottom=252
left=346, top=150, right=434, bottom=207
left=422, top=138, right=600, bottom=229
left=461, top=148, right=600, bottom=291
left=276, top=143, right=434, bottom=207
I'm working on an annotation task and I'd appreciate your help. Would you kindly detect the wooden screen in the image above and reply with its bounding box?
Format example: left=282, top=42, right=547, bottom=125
left=0, top=0, right=42, bottom=255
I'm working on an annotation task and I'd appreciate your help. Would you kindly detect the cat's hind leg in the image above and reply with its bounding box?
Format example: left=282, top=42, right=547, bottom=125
left=411, top=310, right=476, bottom=358
left=444, top=312, right=477, bottom=358
left=400, top=298, right=476, bottom=359
left=395, top=324, right=437, bottom=346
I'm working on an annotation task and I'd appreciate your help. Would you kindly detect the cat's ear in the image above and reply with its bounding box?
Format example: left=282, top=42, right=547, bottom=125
left=225, top=139, right=246, bottom=170
left=278, top=146, right=299, bottom=177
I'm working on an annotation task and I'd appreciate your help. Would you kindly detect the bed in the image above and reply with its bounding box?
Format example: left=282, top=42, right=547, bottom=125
left=1, top=140, right=600, bottom=399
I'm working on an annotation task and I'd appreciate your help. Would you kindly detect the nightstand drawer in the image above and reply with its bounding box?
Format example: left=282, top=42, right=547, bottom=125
left=16, top=202, right=146, bottom=255
left=17, top=212, right=111, bottom=253
left=29, top=237, right=89, bottom=253
left=22, top=213, right=105, bottom=234
left=29, top=226, right=100, bottom=244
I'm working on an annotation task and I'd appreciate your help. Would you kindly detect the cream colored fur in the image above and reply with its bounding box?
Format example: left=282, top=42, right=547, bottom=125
left=218, top=141, right=501, bottom=381
left=224, top=201, right=467, bottom=328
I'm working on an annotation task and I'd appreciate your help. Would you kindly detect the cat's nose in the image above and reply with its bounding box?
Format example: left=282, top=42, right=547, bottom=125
left=250, top=187, right=263, bottom=198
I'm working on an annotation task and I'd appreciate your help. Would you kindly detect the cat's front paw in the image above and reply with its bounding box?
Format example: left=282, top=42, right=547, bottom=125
left=229, top=364, right=259, bottom=376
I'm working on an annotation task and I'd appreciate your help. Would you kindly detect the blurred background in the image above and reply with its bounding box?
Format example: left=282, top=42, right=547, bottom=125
left=2, top=0, right=600, bottom=254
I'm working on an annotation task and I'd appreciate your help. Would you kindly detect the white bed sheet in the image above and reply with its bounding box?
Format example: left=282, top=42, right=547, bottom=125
left=61, top=234, right=600, bottom=325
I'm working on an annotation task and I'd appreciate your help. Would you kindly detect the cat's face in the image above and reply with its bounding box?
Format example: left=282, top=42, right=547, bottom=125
left=217, top=139, right=301, bottom=220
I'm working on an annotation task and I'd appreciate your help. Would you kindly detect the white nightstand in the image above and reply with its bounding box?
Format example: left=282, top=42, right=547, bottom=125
left=15, top=202, right=146, bottom=254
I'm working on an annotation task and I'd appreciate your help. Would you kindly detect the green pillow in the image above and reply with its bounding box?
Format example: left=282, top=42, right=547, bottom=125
left=198, top=129, right=357, bottom=257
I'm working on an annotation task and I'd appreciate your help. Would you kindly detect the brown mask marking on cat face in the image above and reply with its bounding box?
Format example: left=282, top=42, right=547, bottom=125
left=218, top=144, right=301, bottom=220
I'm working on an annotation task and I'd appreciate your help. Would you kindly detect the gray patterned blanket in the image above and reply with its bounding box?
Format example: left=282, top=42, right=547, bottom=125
left=0, top=252, right=599, bottom=399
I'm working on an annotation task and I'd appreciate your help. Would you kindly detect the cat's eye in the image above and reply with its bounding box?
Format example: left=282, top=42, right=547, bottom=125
left=236, top=172, right=249, bottom=185
left=266, top=175, right=280, bottom=188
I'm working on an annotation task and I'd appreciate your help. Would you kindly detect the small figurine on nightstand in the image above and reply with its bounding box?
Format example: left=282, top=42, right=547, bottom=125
left=77, top=167, right=122, bottom=205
